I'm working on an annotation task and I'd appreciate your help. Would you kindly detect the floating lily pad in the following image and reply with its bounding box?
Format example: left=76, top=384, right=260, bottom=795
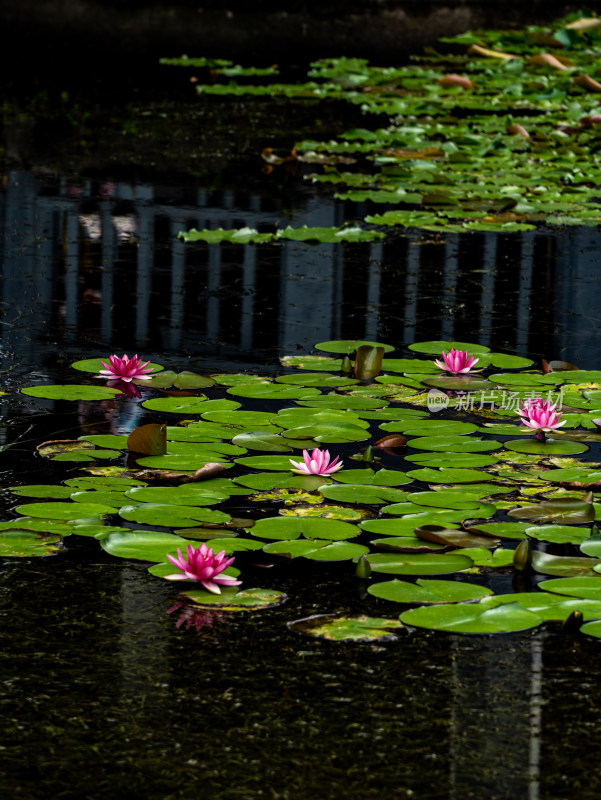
left=119, top=504, right=231, bottom=527
left=504, top=438, right=589, bottom=455
left=124, top=486, right=228, bottom=505
left=314, top=340, right=395, bottom=355
left=10, top=485, right=75, bottom=499
left=249, top=516, right=358, bottom=541
left=22, top=385, right=122, bottom=401
left=368, top=578, right=494, bottom=604
left=333, top=468, right=411, bottom=486
left=539, top=576, right=601, bottom=600
left=71, top=358, right=163, bottom=374
left=143, top=395, right=219, bottom=414
left=508, top=498, right=595, bottom=523
left=318, top=484, right=409, bottom=504
left=14, top=501, right=114, bottom=520
left=406, top=467, right=492, bottom=484
left=288, top=614, right=404, bottom=641
left=100, top=531, right=196, bottom=561
left=408, top=341, right=490, bottom=355
left=0, top=530, right=63, bottom=557
left=532, top=551, right=601, bottom=578
left=400, top=601, right=541, bottom=633
left=526, top=525, right=592, bottom=545
left=178, top=587, right=288, bottom=610
left=366, top=552, right=473, bottom=575
left=409, top=436, right=502, bottom=453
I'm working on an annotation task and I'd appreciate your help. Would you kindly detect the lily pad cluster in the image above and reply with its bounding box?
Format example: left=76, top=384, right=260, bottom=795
left=8, top=337, right=601, bottom=639
left=170, top=11, right=601, bottom=237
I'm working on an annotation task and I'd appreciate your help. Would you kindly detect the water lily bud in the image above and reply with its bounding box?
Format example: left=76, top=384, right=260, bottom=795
left=513, top=540, right=532, bottom=571
left=362, top=445, right=374, bottom=463
left=562, top=609, right=584, bottom=633
left=355, top=555, right=371, bottom=579
left=340, top=355, right=353, bottom=374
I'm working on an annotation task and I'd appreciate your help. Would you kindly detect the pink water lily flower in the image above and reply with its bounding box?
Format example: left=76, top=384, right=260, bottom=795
left=434, top=349, right=479, bottom=374
left=97, top=354, right=154, bottom=383
left=517, top=397, right=566, bottom=433
left=289, top=448, right=343, bottom=476
left=165, top=543, right=241, bottom=594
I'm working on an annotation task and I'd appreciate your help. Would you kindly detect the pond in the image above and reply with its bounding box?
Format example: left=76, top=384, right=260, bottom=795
left=3, top=10, right=601, bottom=800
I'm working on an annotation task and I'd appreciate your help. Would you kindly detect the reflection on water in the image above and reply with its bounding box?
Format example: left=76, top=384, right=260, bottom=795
left=2, top=166, right=601, bottom=800
left=3, top=169, right=601, bottom=372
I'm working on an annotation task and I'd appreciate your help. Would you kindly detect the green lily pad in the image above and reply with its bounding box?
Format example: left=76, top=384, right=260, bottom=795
left=332, top=468, right=411, bottom=486
left=124, top=486, right=228, bottom=505
left=71, top=358, right=163, bottom=374
left=539, top=576, right=601, bottom=600
left=249, top=516, right=358, bottom=541
left=532, top=551, right=601, bottom=578
left=14, top=501, right=114, bottom=520
left=409, top=436, right=502, bottom=453
left=235, top=455, right=300, bottom=471
left=408, top=341, right=490, bottom=355
left=504, top=439, right=589, bottom=455
left=118, top=504, right=231, bottom=527
left=314, top=340, right=395, bottom=355
left=400, top=601, right=541, bottom=633
left=406, top=467, right=492, bottom=483
left=318, top=484, right=409, bottom=504
left=100, top=531, right=196, bottom=561
left=368, top=578, right=494, bottom=604
left=141, top=397, right=214, bottom=414
left=580, top=534, right=601, bottom=558
left=10, top=485, right=75, bottom=499
left=366, top=552, right=473, bottom=575
left=526, top=525, right=592, bottom=545
left=21, top=385, right=122, bottom=401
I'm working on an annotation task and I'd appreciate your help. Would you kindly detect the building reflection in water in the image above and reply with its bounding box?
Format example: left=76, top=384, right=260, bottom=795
left=2, top=169, right=601, bottom=370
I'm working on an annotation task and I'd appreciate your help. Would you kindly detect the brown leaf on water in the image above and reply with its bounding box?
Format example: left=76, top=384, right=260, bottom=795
left=468, top=44, right=518, bottom=60
left=574, top=75, right=601, bottom=93
left=127, top=423, right=167, bottom=455
left=380, top=147, right=444, bottom=160
left=374, top=434, right=407, bottom=449
left=507, top=124, right=530, bottom=138
left=565, top=17, right=601, bottom=32
left=194, top=462, right=227, bottom=481
left=438, top=74, right=476, bottom=90
left=529, top=53, right=572, bottom=70
left=261, top=147, right=298, bottom=165
left=579, top=114, right=601, bottom=127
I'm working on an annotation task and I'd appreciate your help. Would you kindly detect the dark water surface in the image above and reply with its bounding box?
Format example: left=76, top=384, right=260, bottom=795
left=2, top=81, right=601, bottom=800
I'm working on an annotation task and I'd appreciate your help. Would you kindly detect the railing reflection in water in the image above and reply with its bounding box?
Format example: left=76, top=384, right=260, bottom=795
left=2, top=170, right=601, bottom=367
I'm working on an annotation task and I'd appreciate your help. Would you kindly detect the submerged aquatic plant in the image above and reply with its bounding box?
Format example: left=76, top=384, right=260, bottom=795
left=97, top=354, right=154, bottom=383
left=434, top=349, right=479, bottom=374
left=517, top=397, right=566, bottom=435
left=290, top=448, right=343, bottom=476
left=165, top=543, right=241, bottom=594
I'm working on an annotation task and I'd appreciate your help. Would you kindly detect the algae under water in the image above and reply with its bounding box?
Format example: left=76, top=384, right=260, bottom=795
left=3, top=11, right=601, bottom=800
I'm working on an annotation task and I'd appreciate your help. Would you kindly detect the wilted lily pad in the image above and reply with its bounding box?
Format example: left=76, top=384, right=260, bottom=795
left=288, top=614, right=404, bottom=641
left=0, top=530, right=63, bottom=557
